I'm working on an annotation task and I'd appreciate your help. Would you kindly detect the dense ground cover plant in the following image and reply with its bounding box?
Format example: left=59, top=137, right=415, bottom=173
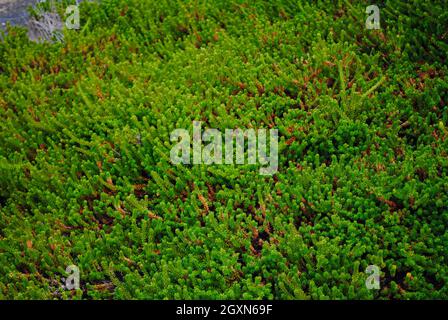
left=0, top=0, right=447, bottom=299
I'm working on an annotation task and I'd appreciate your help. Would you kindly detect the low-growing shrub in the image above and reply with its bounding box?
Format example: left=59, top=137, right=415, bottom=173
left=0, top=0, right=447, bottom=299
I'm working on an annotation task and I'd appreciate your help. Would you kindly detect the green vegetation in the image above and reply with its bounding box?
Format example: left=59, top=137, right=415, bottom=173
left=0, top=0, right=447, bottom=299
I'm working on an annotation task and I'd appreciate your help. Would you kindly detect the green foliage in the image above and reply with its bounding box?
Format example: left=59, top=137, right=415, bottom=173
left=0, top=0, right=447, bottom=299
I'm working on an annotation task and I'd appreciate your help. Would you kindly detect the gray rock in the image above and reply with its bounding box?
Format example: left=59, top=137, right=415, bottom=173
left=0, top=0, right=85, bottom=42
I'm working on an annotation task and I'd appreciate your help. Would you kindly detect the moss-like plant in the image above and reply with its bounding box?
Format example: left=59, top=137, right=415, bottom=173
left=0, top=0, right=447, bottom=299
